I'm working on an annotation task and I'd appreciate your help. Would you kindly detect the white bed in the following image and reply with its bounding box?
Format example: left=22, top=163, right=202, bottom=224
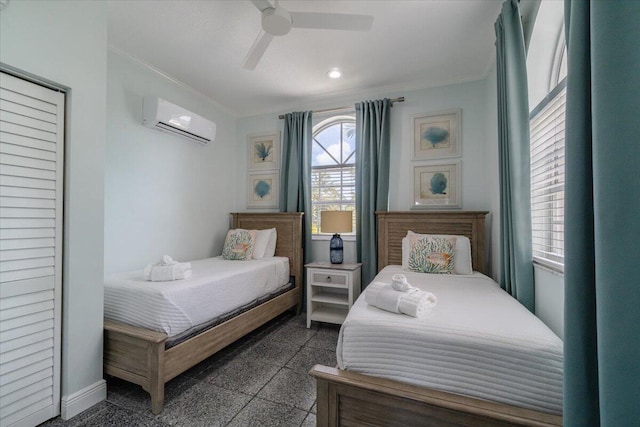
left=312, top=211, right=562, bottom=426
left=337, top=265, right=563, bottom=415
left=104, top=256, right=289, bottom=337
left=105, top=212, right=304, bottom=414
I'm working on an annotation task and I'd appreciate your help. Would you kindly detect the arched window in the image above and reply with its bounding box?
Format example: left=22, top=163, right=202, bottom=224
left=529, top=1, right=566, bottom=272
left=310, top=116, right=356, bottom=235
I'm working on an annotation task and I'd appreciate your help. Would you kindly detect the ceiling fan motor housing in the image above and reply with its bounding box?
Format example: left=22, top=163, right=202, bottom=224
left=244, top=1, right=374, bottom=70
left=262, top=6, right=292, bottom=36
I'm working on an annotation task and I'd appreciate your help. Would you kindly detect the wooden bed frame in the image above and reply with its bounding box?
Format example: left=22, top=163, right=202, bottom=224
left=104, top=212, right=303, bottom=414
left=310, top=211, right=563, bottom=427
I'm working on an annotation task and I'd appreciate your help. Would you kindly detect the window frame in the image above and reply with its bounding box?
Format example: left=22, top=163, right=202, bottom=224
left=310, top=115, right=356, bottom=240
left=529, top=29, right=567, bottom=273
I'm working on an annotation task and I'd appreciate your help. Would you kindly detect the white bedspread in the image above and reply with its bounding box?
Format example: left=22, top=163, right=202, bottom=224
left=337, top=266, right=563, bottom=414
left=104, top=256, right=289, bottom=337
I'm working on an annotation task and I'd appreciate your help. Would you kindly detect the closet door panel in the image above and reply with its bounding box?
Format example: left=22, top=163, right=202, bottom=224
left=0, top=71, right=63, bottom=427
left=0, top=132, right=57, bottom=152
left=0, top=237, right=55, bottom=250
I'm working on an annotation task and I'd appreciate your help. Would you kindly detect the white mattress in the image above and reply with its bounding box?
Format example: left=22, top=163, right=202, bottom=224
left=337, top=266, right=563, bottom=414
left=104, top=256, right=289, bottom=337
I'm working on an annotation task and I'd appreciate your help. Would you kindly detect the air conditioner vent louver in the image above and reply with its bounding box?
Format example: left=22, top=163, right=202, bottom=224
left=155, top=121, right=212, bottom=144
left=142, top=97, right=216, bottom=144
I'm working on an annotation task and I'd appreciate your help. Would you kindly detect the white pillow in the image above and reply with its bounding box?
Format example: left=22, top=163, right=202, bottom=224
left=264, top=228, right=277, bottom=258
left=402, top=231, right=473, bottom=274
left=252, top=228, right=275, bottom=259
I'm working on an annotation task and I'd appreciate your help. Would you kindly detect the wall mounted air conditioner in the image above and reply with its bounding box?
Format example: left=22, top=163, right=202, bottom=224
left=142, top=97, right=216, bottom=144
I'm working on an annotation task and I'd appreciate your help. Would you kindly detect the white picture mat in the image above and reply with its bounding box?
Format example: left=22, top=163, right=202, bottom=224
left=248, top=131, right=280, bottom=171
left=412, top=160, right=461, bottom=209
left=247, top=171, right=280, bottom=208
left=412, top=109, right=461, bottom=160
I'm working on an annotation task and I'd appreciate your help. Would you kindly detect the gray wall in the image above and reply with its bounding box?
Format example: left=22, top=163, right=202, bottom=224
left=1, top=0, right=107, bottom=400
left=104, top=51, right=238, bottom=273
left=534, top=266, right=564, bottom=338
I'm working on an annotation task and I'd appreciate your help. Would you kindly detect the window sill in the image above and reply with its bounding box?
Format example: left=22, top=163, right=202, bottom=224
left=533, top=258, right=564, bottom=276
left=312, top=234, right=356, bottom=242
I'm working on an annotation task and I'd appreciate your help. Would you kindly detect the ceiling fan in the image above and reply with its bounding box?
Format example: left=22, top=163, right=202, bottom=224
left=243, top=0, right=374, bottom=70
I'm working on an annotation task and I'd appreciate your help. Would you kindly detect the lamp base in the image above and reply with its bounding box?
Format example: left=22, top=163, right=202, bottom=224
left=329, top=233, right=344, bottom=264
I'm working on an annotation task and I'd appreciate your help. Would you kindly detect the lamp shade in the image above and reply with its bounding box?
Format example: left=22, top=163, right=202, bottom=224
left=321, top=211, right=353, bottom=234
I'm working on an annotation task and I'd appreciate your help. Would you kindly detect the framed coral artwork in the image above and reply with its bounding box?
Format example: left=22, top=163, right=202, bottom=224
left=247, top=171, right=279, bottom=209
left=412, top=161, right=461, bottom=209
left=412, top=109, right=461, bottom=160
left=248, top=131, right=280, bottom=171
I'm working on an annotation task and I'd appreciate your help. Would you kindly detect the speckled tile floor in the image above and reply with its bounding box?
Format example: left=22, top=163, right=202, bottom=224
left=40, top=313, right=336, bottom=427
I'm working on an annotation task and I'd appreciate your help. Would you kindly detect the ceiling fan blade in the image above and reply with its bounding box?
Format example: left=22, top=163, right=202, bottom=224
left=250, top=0, right=273, bottom=12
left=242, top=30, right=275, bottom=70
left=289, top=12, right=373, bottom=31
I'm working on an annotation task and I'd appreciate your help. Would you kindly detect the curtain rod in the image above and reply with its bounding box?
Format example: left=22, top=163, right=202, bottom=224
left=278, top=96, right=404, bottom=119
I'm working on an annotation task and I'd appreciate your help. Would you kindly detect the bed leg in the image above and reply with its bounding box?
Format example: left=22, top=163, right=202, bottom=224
left=316, top=381, right=329, bottom=426
left=148, top=340, right=165, bottom=414
left=296, top=300, right=303, bottom=316
left=150, top=385, right=165, bottom=415
left=315, top=371, right=330, bottom=426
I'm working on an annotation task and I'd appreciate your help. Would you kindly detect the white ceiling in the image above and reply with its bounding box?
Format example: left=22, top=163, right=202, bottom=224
left=107, top=0, right=502, bottom=117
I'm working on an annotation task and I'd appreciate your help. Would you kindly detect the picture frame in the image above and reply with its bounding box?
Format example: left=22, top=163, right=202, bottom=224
left=247, top=171, right=279, bottom=209
left=412, top=109, right=461, bottom=160
left=411, top=161, right=461, bottom=209
left=248, top=132, right=280, bottom=171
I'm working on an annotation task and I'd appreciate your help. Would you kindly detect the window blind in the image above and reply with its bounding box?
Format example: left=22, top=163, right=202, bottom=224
left=310, top=165, right=355, bottom=234
left=530, top=78, right=566, bottom=271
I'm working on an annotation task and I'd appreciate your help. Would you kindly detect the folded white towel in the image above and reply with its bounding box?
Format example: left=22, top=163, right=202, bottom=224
left=398, top=290, right=437, bottom=317
left=365, top=282, right=436, bottom=317
left=143, top=256, right=192, bottom=281
left=391, top=273, right=413, bottom=291
left=160, top=255, right=178, bottom=266
left=365, top=282, right=402, bottom=313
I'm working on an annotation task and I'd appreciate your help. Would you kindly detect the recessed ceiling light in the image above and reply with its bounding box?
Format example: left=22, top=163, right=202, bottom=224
left=327, top=68, right=342, bottom=79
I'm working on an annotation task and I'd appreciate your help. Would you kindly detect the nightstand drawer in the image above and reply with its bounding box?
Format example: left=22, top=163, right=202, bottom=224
left=310, top=271, right=347, bottom=287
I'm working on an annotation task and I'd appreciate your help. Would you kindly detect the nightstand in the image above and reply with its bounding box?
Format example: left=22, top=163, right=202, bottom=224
left=305, top=262, right=362, bottom=328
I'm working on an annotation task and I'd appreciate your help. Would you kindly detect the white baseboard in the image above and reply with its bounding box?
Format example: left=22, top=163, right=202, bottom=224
left=60, top=379, right=106, bottom=420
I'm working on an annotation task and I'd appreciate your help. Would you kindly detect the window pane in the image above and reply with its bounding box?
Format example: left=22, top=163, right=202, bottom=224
left=342, top=123, right=356, bottom=164
left=557, top=45, right=567, bottom=83
left=315, top=124, right=341, bottom=148
left=315, top=141, right=343, bottom=166
left=312, top=139, right=336, bottom=166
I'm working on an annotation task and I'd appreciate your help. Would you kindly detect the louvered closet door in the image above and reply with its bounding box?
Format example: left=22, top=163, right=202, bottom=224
left=0, top=72, right=64, bottom=427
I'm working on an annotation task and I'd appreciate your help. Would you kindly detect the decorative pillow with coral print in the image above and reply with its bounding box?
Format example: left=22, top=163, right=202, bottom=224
left=408, top=235, right=456, bottom=274
left=222, top=229, right=256, bottom=260
left=402, top=232, right=473, bottom=274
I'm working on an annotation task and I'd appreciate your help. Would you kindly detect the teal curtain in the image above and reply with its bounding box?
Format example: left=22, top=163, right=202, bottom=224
left=563, top=1, right=640, bottom=425
left=355, top=99, right=391, bottom=287
left=280, top=111, right=313, bottom=270
left=494, top=0, right=534, bottom=312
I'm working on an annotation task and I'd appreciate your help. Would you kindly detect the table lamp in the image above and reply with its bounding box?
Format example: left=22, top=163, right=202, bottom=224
left=320, top=211, right=353, bottom=264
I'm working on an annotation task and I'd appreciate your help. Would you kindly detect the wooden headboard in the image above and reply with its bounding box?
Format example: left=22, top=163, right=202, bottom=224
left=231, top=212, right=304, bottom=292
left=376, top=211, right=489, bottom=275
